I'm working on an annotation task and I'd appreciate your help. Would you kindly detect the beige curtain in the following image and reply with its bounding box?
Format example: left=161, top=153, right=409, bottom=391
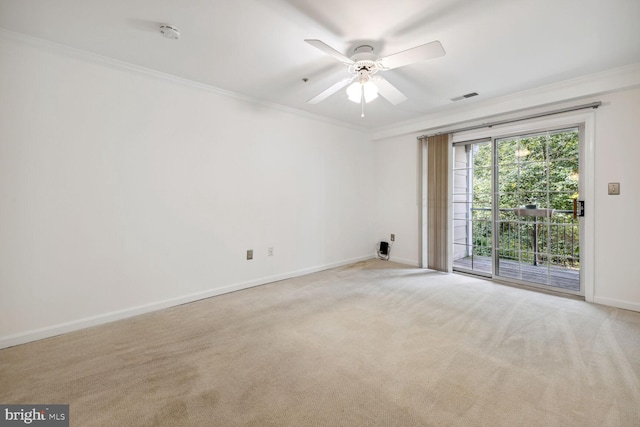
left=426, top=134, right=450, bottom=272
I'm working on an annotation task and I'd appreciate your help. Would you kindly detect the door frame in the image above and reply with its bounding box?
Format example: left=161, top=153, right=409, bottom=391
left=450, top=138, right=493, bottom=278
left=446, top=110, right=595, bottom=301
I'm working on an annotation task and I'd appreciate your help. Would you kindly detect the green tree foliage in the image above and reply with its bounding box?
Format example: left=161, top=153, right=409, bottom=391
left=470, top=129, right=580, bottom=267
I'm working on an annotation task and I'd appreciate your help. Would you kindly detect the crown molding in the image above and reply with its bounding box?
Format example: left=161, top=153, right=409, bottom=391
left=4, top=27, right=639, bottom=141
left=371, top=63, right=640, bottom=140
left=0, top=27, right=368, bottom=134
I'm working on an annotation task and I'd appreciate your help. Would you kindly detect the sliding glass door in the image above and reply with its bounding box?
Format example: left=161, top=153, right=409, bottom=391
left=453, top=127, right=582, bottom=295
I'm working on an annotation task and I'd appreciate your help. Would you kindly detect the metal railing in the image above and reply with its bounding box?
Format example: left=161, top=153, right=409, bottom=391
left=468, top=207, right=579, bottom=268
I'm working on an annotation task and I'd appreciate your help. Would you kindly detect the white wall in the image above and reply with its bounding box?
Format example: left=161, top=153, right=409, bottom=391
left=373, top=86, right=640, bottom=312
left=0, top=35, right=375, bottom=347
left=373, top=132, right=422, bottom=266
left=592, top=88, right=640, bottom=310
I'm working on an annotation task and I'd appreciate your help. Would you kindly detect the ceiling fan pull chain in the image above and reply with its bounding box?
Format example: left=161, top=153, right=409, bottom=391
left=361, top=86, right=366, bottom=117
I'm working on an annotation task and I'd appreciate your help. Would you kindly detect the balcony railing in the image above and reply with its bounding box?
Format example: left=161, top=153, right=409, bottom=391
left=464, top=207, right=579, bottom=268
left=453, top=206, right=580, bottom=290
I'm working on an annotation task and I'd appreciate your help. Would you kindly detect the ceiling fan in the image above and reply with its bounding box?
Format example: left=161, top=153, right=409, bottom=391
left=305, top=39, right=445, bottom=116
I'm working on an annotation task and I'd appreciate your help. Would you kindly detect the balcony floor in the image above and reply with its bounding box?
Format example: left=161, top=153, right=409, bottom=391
left=454, top=255, right=580, bottom=292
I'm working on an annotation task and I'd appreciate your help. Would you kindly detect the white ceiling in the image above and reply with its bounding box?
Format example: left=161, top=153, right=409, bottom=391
left=1, top=0, right=639, bottom=130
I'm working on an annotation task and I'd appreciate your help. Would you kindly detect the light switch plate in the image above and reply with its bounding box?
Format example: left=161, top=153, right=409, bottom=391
left=608, top=182, right=620, bottom=195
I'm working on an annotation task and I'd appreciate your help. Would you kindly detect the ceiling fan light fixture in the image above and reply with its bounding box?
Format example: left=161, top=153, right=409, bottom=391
left=346, top=80, right=379, bottom=103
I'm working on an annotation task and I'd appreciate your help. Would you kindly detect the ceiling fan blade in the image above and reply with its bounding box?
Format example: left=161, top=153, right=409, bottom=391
left=378, top=40, right=445, bottom=70
left=307, top=77, right=354, bottom=104
left=305, top=39, right=354, bottom=65
left=374, top=76, right=408, bottom=105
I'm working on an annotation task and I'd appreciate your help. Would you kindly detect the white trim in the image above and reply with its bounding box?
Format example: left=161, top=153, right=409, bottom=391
left=452, top=109, right=596, bottom=143
left=0, top=255, right=375, bottom=349
left=389, top=256, right=420, bottom=267
left=581, top=114, right=596, bottom=303
left=593, top=297, right=640, bottom=313
left=419, top=138, right=428, bottom=268
left=372, top=63, right=640, bottom=140
left=0, top=27, right=367, bottom=133
left=447, top=134, right=454, bottom=273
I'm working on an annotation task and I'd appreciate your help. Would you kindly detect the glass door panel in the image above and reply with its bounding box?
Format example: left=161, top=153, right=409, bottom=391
left=452, top=140, right=492, bottom=275
left=494, top=128, right=580, bottom=292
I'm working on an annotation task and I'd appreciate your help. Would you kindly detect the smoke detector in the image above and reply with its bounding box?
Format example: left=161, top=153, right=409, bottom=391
left=160, top=24, right=180, bottom=40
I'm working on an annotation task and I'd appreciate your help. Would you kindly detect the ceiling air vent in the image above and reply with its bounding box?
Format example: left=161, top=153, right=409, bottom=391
left=451, top=92, right=479, bottom=102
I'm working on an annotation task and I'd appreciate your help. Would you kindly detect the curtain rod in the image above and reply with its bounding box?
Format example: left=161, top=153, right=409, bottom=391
left=418, top=101, right=601, bottom=140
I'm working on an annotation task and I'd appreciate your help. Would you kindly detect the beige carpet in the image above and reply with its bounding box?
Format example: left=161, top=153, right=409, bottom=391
left=1, top=260, right=639, bottom=426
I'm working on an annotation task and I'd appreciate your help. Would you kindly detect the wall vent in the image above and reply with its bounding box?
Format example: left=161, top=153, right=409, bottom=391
left=451, top=92, right=479, bottom=102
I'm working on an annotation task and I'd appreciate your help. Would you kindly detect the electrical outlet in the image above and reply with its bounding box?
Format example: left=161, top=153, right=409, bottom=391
left=268, top=247, right=274, bottom=256
left=608, top=182, right=620, bottom=195
left=246, top=249, right=253, bottom=260
left=390, top=234, right=395, bottom=242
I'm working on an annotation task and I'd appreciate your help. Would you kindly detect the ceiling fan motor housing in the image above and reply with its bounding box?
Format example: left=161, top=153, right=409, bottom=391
left=349, top=45, right=382, bottom=76
left=351, top=45, right=376, bottom=61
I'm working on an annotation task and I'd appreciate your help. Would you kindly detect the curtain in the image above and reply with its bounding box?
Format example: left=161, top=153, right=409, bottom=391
left=426, top=134, right=450, bottom=272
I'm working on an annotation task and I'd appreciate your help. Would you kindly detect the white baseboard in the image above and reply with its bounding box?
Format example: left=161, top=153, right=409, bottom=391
left=593, top=296, right=640, bottom=313
left=388, top=256, right=420, bottom=267
left=0, top=255, right=375, bottom=349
